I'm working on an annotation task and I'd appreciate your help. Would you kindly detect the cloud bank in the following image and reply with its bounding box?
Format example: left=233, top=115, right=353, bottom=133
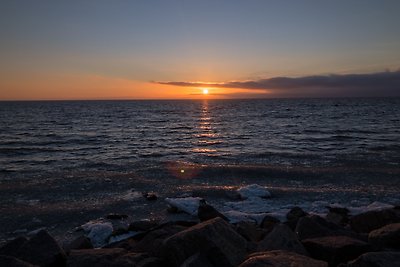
left=156, top=70, right=400, bottom=97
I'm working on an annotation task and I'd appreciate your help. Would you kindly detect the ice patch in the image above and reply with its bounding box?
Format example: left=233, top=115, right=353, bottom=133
left=223, top=210, right=268, bottom=224
left=165, top=197, right=203, bottom=216
left=237, top=184, right=271, bottom=199
left=81, top=221, right=113, bottom=247
left=348, top=201, right=394, bottom=215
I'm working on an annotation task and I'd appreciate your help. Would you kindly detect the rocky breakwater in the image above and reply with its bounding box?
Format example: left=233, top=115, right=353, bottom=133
left=1, top=185, right=400, bottom=267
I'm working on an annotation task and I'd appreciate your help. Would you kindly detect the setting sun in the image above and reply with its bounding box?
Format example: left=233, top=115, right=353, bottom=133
left=202, top=88, right=209, bottom=95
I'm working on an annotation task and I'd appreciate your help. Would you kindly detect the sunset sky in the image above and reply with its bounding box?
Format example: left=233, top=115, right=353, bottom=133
left=1, top=0, right=400, bottom=100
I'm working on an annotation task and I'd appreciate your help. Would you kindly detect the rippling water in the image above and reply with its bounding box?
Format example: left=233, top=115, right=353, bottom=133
left=1, top=98, right=400, bottom=240
left=1, top=98, right=400, bottom=173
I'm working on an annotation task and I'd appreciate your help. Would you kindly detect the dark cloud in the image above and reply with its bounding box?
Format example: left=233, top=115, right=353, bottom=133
left=156, top=70, right=400, bottom=97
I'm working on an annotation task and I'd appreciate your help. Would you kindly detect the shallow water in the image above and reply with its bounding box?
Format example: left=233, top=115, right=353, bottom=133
left=0, top=98, right=399, bottom=241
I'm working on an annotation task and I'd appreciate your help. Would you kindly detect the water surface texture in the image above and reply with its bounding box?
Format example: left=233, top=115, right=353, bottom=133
left=1, top=98, right=399, bottom=173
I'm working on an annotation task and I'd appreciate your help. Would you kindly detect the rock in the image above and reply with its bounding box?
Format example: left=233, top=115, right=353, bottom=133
left=130, top=223, right=187, bottom=256
left=165, top=197, right=203, bottom=216
left=106, top=214, right=128, bottom=220
left=237, top=184, right=271, bottom=200
left=302, top=235, right=371, bottom=266
left=81, top=221, right=113, bottom=247
left=180, top=252, right=214, bottom=267
left=143, top=192, right=157, bottom=201
left=286, top=207, right=308, bottom=229
left=0, top=236, right=28, bottom=257
left=17, top=230, right=66, bottom=267
left=326, top=206, right=349, bottom=226
left=162, top=217, right=247, bottom=267
left=128, top=219, right=159, bottom=232
left=64, top=236, right=93, bottom=253
left=235, top=221, right=265, bottom=242
left=345, top=251, right=400, bottom=267
left=67, top=248, right=130, bottom=267
left=238, top=250, right=328, bottom=267
left=260, top=215, right=280, bottom=233
left=368, top=223, right=400, bottom=249
left=350, top=208, right=400, bottom=233
left=258, top=224, right=308, bottom=255
left=0, top=255, right=38, bottom=267
left=198, top=199, right=229, bottom=222
left=295, top=215, right=361, bottom=241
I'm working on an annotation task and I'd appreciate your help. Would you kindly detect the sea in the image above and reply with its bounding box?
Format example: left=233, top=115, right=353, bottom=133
left=0, top=98, right=399, bottom=241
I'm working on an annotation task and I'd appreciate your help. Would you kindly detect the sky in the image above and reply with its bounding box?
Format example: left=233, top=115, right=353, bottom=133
left=1, top=0, right=400, bottom=100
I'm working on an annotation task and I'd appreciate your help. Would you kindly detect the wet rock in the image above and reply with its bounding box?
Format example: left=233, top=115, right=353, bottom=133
left=350, top=208, right=400, bottom=233
left=326, top=206, right=349, bottom=226
left=198, top=199, right=229, bottom=222
left=67, top=248, right=152, bottom=267
left=180, top=252, right=214, bottom=267
left=368, top=223, right=400, bottom=249
left=0, top=255, right=38, bottom=267
left=143, top=192, right=157, bottom=201
left=258, top=224, right=308, bottom=256
left=260, top=215, right=280, bottom=233
left=106, top=214, right=128, bottom=220
left=64, top=236, right=93, bottom=254
left=239, top=250, right=328, bottom=267
left=295, top=215, right=360, bottom=241
left=128, top=219, right=159, bottom=232
left=0, top=236, right=28, bottom=257
left=235, top=221, right=266, bottom=242
left=81, top=221, right=113, bottom=247
left=345, top=251, right=400, bottom=267
left=17, top=230, right=66, bottom=267
left=130, top=224, right=187, bottom=256
left=162, top=217, right=247, bottom=267
left=302, top=235, right=371, bottom=266
left=286, top=207, right=308, bottom=230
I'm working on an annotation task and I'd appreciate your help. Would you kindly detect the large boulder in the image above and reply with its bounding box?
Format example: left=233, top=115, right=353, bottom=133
left=257, top=224, right=308, bottom=256
left=349, top=208, right=400, bottom=233
left=63, top=236, right=93, bottom=254
left=368, top=223, right=400, bottom=249
left=295, top=215, right=363, bottom=241
left=0, top=255, right=38, bottom=267
left=67, top=248, right=161, bottom=267
left=302, top=236, right=371, bottom=266
left=286, top=207, right=308, bottom=229
left=16, top=230, right=66, bottom=267
left=180, top=252, right=214, bottom=267
left=345, top=251, right=400, bottom=267
left=326, top=207, right=349, bottom=226
left=260, top=215, right=280, bottom=233
left=0, top=236, right=28, bottom=257
left=130, top=223, right=187, bottom=256
left=162, top=217, right=247, bottom=267
left=235, top=221, right=266, bottom=242
left=238, top=250, right=328, bottom=267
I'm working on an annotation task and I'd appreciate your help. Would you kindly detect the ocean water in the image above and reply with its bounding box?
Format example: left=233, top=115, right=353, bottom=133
left=1, top=98, right=400, bottom=173
left=0, top=98, right=399, bottom=240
